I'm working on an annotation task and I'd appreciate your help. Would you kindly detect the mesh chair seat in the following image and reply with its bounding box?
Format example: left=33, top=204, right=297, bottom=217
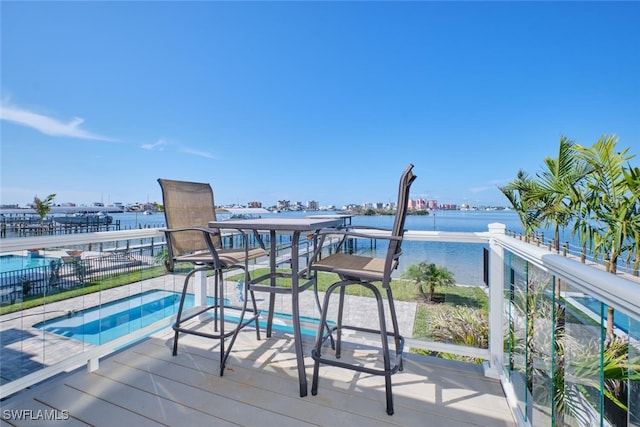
left=176, top=247, right=267, bottom=266
left=310, top=253, right=395, bottom=282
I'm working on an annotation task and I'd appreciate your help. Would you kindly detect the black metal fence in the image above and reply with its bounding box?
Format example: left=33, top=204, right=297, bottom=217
left=0, top=251, right=158, bottom=304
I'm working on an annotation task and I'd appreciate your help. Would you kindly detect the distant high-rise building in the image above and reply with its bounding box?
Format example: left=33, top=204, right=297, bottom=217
left=247, top=201, right=262, bottom=208
left=407, top=199, right=431, bottom=210
left=307, top=200, right=319, bottom=211
left=439, top=203, right=457, bottom=210
left=277, top=200, right=290, bottom=210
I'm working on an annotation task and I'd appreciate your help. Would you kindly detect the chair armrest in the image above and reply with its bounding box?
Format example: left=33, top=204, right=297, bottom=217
left=314, top=227, right=402, bottom=242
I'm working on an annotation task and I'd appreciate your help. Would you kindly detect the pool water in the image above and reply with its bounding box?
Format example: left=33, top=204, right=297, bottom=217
left=570, top=296, right=632, bottom=334
left=0, top=255, right=57, bottom=273
left=34, top=289, right=326, bottom=345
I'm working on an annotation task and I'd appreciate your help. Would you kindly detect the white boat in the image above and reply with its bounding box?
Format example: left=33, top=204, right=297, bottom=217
left=216, top=207, right=269, bottom=220
left=54, top=212, right=113, bottom=225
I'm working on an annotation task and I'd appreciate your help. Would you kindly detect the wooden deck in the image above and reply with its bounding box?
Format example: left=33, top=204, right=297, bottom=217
left=1, top=325, right=515, bottom=426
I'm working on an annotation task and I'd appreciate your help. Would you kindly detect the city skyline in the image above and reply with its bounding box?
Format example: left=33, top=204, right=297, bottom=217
left=1, top=195, right=486, bottom=212
left=1, top=2, right=638, bottom=208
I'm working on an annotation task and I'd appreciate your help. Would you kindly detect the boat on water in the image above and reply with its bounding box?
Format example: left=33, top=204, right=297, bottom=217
left=54, top=212, right=113, bottom=225
left=216, top=207, right=269, bottom=220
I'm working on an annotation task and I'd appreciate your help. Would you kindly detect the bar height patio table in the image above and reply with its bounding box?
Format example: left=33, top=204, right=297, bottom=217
left=208, top=217, right=342, bottom=397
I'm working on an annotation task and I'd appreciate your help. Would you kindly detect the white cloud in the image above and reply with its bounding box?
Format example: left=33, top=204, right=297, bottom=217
left=0, top=100, right=115, bottom=141
left=140, top=139, right=214, bottom=159
left=469, top=186, right=492, bottom=194
left=180, top=147, right=216, bottom=159
left=141, top=139, right=168, bottom=151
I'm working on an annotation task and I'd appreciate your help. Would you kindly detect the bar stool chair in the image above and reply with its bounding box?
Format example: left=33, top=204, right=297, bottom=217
left=158, top=178, right=266, bottom=375
left=306, top=164, right=416, bottom=415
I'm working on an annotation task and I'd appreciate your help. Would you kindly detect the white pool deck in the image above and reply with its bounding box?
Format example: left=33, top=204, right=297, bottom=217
left=0, top=276, right=515, bottom=426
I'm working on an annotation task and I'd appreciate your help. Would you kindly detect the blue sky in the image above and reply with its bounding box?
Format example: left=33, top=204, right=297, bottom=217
left=1, top=1, right=639, bottom=209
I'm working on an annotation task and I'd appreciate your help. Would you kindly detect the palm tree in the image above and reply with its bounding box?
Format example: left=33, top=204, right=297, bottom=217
left=33, top=194, right=56, bottom=224
left=623, top=166, right=640, bottom=275
left=499, top=170, right=542, bottom=241
left=401, top=261, right=454, bottom=303
left=576, top=134, right=636, bottom=339
left=527, top=136, right=589, bottom=252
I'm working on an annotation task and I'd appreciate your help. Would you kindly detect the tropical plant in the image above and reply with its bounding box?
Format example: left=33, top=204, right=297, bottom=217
left=430, top=305, right=488, bottom=349
left=623, top=165, right=640, bottom=274
left=526, top=136, right=589, bottom=252
left=33, top=193, right=56, bottom=224
left=401, top=261, right=455, bottom=303
left=154, top=248, right=171, bottom=272
left=499, top=169, right=543, bottom=241
left=575, top=135, right=636, bottom=339
left=576, top=135, right=636, bottom=271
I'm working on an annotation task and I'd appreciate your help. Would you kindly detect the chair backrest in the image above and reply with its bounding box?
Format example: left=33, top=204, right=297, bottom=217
left=390, top=164, right=417, bottom=257
left=157, top=178, right=221, bottom=257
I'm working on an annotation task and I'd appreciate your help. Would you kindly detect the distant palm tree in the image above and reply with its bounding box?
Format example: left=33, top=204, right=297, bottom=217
left=33, top=194, right=56, bottom=224
left=401, top=261, right=454, bottom=303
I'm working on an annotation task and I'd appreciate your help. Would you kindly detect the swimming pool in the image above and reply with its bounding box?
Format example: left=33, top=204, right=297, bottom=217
left=569, top=296, right=632, bottom=334
left=34, top=289, right=325, bottom=345
left=0, top=254, right=57, bottom=273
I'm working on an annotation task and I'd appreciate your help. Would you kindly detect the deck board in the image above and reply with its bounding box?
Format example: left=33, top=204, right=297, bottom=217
left=1, top=326, right=515, bottom=426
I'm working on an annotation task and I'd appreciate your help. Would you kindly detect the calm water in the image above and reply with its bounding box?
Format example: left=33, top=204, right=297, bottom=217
left=114, top=209, right=524, bottom=233
left=110, top=210, right=524, bottom=286
left=7, top=210, right=590, bottom=285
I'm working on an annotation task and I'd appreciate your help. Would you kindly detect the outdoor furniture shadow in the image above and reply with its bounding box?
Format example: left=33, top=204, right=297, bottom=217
left=306, top=163, right=416, bottom=415
left=158, top=178, right=266, bottom=375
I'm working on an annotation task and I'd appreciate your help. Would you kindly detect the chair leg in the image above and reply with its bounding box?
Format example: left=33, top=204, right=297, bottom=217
left=219, top=269, right=262, bottom=375
left=310, top=280, right=401, bottom=416
left=246, top=270, right=261, bottom=341
left=386, top=287, right=404, bottom=372
left=311, top=280, right=343, bottom=396
left=217, top=270, right=227, bottom=375
left=172, top=268, right=198, bottom=356
left=249, top=289, right=261, bottom=340
left=385, top=375, right=394, bottom=415
left=335, top=285, right=346, bottom=358
left=213, top=273, right=220, bottom=332
left=373, top=287, right=394, bottom=416
left=172, top=330, right=180, bottom=356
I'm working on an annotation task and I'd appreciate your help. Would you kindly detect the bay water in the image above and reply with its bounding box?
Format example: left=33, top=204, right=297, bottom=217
left=117, top=209, right=524, bottom=286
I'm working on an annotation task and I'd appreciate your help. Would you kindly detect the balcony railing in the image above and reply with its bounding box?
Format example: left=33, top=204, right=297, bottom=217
left=0, top=225, right=638, bottom=426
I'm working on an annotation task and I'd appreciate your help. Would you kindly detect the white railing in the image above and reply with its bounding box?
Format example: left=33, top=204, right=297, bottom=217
left=1, top=225, right=638, bottom=427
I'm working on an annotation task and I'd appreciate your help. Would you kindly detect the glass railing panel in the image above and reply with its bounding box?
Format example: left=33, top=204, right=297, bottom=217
left=630, top=317, right=640, bottom=427
left=562, top=281, right=605, bottom=426
left=504, top=250, right=558, bottom=426
left=529, top=266, right=555, bottom=426
left=506, top=251, right=532, bottom=422
left=0, top=232, right=177, bottom=394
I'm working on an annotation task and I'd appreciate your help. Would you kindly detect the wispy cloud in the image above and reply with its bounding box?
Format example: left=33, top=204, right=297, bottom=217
left=140, top=138, right=214, bottom=159
left=0, top=100, right=115, bottom=141
left=141, top=139, right=168, bottom=151
left=469, top=186, right=493, bottom=194
left=180, top=147, right=216, bottom=159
